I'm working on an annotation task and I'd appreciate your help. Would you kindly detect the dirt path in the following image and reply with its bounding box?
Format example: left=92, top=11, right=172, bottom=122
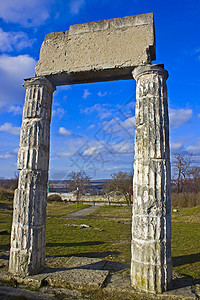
left=60, top=204, right=104, bottom=219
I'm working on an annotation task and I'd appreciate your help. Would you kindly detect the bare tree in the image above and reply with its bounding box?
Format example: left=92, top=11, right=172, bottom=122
left=103, top=180, right=114, bottom=205
left=173, top=153, right=192, bottom=193
left=188, top=166, right=200, bottom=193
left=111, top=171, right=133, bottom=206
left=68, top=171, right=91, bottom=207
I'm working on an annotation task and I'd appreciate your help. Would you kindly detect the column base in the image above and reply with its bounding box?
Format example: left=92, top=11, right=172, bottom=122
left=9, top=224, right=46, bottom=276
left=131, top=239, right=172, bottom=293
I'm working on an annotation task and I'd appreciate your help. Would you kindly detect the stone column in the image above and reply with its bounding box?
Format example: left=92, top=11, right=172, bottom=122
left=9, top=77, right=55, bottom=276
left=131, top=64, right=172, bottom=293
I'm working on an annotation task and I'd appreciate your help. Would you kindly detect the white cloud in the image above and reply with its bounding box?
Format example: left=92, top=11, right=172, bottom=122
left=82, top=89, right=91, bottom=99
left=169, top=108, right=193, bottom=129
left=69, top=0, right=85, bottom=14
left=88, top=124, right=95, bottom=130
left=0, top=147, right=19, bottom=159
left=198, top=114, right=200, bottom=119
left=0, top=54, right=36, bottom=110
left=83, top=147, right=97, bottom=156
left=52, top=107, right=65, bottom=119
left=111, top=140, right=133, bottom=154
left=186, top=138, right=200, bottom=154
left=83, top=103, right=112, bottom=119
left=0, top=153, right=13, bottom=159
left=99, top=111, right=112, bottom=119
left=121, top=116, right=135, bottom=129
left=194, top=48, right=200, bottom=60
left=58, top=127, right=72, bottom=136
left=8, top=105, right=23, bottom=115
left=0, top=123, right=20, bottom=135
left=80, top=140, right=105, bottom=157
left=0, top=28, right=34, bottom=52
left=170, top=142, right=183, bottom=151
left=56, top=152, right=71, bottom=158
left=98, top=91, right=107, bottom=97
left=0, top=0, right=52, bottom=27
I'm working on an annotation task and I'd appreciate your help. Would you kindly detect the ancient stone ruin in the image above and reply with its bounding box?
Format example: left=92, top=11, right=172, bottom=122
left=9, top=13, right=172, bottom=293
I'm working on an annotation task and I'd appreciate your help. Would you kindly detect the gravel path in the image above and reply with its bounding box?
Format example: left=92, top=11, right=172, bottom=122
left=60, top=204, right=104, bottom=219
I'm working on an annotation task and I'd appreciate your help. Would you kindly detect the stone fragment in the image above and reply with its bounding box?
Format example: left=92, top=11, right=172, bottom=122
left=0, top=285, right=55, bottom=299
left=46, top=269, right=109, bottom=290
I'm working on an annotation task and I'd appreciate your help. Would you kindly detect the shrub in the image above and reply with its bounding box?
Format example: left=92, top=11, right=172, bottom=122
left=47, top=194, right=62, bottom=202
left=0, top=188, right=14, bottom=201
left=171, top=192, right=200, bottom=208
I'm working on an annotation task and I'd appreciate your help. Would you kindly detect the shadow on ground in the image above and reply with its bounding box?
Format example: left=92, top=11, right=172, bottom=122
left=172, top=252, right=200, bottom=267
left=46, top=241, right=104, bottom=247
left=47, top=250, right=121, bottom=259
left=43, top=257, right=128, bottom=274
left=170, top=277, right=200, bottom=291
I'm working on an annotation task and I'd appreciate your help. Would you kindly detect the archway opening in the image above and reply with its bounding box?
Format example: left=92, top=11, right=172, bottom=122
left=46, top=79, right=136, bottom=267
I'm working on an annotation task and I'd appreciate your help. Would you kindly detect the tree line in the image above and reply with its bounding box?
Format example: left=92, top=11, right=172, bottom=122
left=67, top=171, right=133, bottom=207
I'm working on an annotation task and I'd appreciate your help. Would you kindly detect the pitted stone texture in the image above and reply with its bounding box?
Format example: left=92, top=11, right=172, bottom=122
left=131, top=65, right=172, bottom=293
left=47, top=269, right=109, bottom=290
left=65, top=256, right=107, bottom=270
left=17, top=78, right=55, bottom=172
left=23, top=79, right=54, bottom=120
left=35, top=13, right=155, bottom=85
left=9, top=77, right=54, bottom=276
left=19, top=119, right=50, bottom=149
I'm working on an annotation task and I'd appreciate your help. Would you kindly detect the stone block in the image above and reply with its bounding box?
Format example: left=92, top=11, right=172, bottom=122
left=131, top=258, right=172, bottom=293
left=23, top=86, right=52, bottom=120
left=12, top=189, right=46, bottom=226
left=17, top=147, right=50, bottom=171
left=19, top=119, right=50, bottom=148
left=131, top=239, right=171, bottom=265
left=65, top=256, right=106, bottom=270
left=9, top=226, right=46, bottom=276
left=131, top=215, right=171, bottom=240
left=46, top=269, right=109, bottom=290
left=35, top=13, right=155, bottom=85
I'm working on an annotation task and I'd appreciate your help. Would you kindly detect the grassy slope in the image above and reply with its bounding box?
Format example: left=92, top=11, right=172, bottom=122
left=0, top=192, right=199, bottom=279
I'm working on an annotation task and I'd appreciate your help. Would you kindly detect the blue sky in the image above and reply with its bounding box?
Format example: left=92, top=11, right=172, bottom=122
left=0, top=0, right=200, bottom=180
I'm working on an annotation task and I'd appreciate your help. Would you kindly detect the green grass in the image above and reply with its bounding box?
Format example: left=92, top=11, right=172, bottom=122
left=47, top=202, right=90, bottom=217
left=171, top=206, right=200, bottom=278
left=46, top=215, right=131, bottom=264
left=0, top=191, right=199, bottom=279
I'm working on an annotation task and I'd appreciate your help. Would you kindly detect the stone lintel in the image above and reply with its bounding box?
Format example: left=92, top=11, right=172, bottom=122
left=35, top=13, right=155, bottom=85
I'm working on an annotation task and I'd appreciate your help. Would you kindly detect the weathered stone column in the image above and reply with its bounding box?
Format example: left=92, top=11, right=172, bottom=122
left=9, top=77, right=55, bottom=276
left=131, top=64, right=172, bottom=293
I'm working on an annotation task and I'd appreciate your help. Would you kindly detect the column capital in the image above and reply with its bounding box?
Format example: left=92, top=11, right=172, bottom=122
left=132, top=64, right=168, bottom=81
left=23, top=76, right=56, bottom=92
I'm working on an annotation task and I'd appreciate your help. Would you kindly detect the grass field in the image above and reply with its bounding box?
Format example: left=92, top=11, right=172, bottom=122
left=0, top=192, right=199, bottom=279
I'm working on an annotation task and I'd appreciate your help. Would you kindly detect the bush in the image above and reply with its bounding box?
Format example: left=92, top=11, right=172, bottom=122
left=0, top=188, right=14, bottom=201
left=171, top=192, right=200, bottom=208
left=47, top=194, right=62, bottom=202
left=0, top=178, right=18, bottom=191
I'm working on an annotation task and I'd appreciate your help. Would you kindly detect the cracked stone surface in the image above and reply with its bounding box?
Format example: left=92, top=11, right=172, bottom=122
left=47, top=269, right=109, bottom=290
left=9, top=77, right=55, bottom=277
left=131, top=64, right=172, bottom=293
left=0, top=257, right=199, bottom=299
left=35, top=13, right=155, bottom=85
